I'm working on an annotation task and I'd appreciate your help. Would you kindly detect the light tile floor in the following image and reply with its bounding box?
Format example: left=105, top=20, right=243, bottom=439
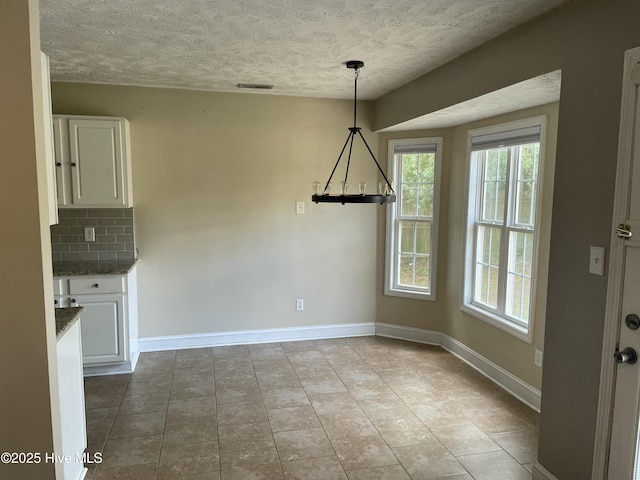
left=83, top=336, right=539, bottom=479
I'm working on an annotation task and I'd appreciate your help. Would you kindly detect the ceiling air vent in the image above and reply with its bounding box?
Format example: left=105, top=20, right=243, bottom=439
left=237, top=83, right=274, bottom=90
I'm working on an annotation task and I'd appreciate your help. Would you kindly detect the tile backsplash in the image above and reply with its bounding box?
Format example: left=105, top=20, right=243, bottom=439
left=51, top=208, right=135, bottom=262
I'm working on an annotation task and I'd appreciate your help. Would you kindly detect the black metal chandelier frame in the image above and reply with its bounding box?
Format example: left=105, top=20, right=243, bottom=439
left=312, top=60, right=396, bottom=205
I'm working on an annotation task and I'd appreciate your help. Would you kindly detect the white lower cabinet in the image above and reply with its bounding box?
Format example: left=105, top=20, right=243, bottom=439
left=56, top=319, right=88, bottom=480
left=58, top=268, right=139, bottom=375
left=76, top=294, right=125, bottom=365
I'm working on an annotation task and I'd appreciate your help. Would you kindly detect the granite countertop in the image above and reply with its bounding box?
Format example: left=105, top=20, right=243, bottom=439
left=53, top=259, right=138, bottom=276
left=55, top=307, right=83, bottom=339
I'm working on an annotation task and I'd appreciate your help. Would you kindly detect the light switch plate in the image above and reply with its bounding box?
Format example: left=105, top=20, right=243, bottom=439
left=534, top=349, right=543, bottom=368
left=589, top=246, right=605, bottom=276
left=296, top=201, right=305, bottom=215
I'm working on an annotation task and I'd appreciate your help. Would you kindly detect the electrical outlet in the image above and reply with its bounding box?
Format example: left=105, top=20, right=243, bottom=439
left=296, top=299, right=304, bottom=311
left=84, top=227, right=95, bottom=242
left=534, top=349, right=543, bottom=368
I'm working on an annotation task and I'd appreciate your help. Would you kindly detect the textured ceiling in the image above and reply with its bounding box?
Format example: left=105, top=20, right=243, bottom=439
left=380, top=70, right=562, bottom=131
left=40, top=0, right=566, bottom=102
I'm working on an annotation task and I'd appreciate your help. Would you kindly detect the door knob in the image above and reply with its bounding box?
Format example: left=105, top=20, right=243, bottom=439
left=615, top=347, right=638, bottom=365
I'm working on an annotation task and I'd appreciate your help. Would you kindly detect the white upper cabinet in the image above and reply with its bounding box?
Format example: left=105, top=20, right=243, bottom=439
left=40, top=52, right=58, bottom=225
left=54, top=115, right=133, bottom=208
left=52, top=117, right=70, bottom=206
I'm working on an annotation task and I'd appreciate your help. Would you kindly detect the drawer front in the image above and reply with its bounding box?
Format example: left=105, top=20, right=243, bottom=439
left=70, top=276, right=124, bottom=295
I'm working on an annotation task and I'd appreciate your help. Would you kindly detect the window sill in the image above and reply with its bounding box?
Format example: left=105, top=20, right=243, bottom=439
left=385, top=286, right=435, bottom=301
left=460, top=303, right=532, bottom=343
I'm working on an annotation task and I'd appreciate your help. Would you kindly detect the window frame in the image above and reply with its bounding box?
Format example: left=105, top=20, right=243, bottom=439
left=461, top=117, right=547, bottom=342
left=385, top=137, right=443, bottom=301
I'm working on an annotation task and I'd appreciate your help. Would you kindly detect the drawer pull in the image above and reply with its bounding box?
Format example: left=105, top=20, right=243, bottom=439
left=92, top=283, right=100, bottom=288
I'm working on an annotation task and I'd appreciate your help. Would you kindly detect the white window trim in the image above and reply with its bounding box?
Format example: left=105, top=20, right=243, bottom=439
left=385, top=137, right=443, bottom=301
left=461, top=116, right=547, bottom=343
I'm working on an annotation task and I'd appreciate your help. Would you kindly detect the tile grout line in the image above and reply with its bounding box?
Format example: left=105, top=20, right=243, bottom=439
left=84, top=338, right=537, bottom=480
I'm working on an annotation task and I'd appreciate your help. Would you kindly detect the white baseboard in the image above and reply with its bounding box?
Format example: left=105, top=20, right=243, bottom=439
left=138, top=322, right=376, bottom=352
left=375, top=322, right=541, bottom=412
left=374, top=322, right=443, bottom=346
left=442, top=335, right=541, bottom=412
left=137, top=321, right=540, bottom=411
left=83, top=351, right=139, bottom=377
left=533, top=462, right=559, bottom=480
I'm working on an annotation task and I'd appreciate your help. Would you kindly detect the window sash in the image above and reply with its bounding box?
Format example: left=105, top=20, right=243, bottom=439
left=395, top=150, right=435, bottom=293
left=386, top=138, right=442, bottom=300
left=472, top=222, right=535, bottom=326
left=397, top=151, right=436, bottom=220
left=470, top=141, right=540, bottom=326
left=396, top=218, right=432, bottom=292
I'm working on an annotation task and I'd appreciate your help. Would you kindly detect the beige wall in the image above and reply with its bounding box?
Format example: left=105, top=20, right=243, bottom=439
left=445, top=104, right=557, bottom=390
left=375, top=127, right=451, bottom=335
left=374, top=0, right=640, bottom=477
left=47, top=2, right=640, bottom=477
left=376, top=103, right=557, bottom=392
left=52, top=84, right=380, bottom=338
left=53, top=83, right=556, bottom=388
left=0, top=1, right=61, bottom=478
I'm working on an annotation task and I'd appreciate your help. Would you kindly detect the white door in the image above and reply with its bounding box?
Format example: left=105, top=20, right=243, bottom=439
left=605, top=46, right=640, bottom=479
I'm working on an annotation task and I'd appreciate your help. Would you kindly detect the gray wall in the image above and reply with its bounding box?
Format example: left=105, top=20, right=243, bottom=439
left=373, top=0, right=640, bottom=477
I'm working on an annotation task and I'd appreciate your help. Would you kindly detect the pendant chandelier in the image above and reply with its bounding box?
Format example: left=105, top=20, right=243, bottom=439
left=312, top=61, right=396, bottom=205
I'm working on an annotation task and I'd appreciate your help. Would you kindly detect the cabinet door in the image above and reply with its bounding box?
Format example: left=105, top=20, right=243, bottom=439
left=40, top=52, right=58, bottom=225
left=75, top=294, right=126, bottom=365
left=56, top=320, right=88, bottom=480
left=68, top=119, right=127, bottom=206
left=52, top=117, right=71, bottom=206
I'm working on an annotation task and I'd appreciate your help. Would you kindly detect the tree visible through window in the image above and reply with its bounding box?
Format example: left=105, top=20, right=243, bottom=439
left=386, top=138, right=442, bottom=300
left=463, top=120, right=543, bottom=336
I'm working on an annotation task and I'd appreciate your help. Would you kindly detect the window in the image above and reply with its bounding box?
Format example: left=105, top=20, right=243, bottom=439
left=462, top=118, right=545, bottom=340
left=385, top=138, right=442, bottom=300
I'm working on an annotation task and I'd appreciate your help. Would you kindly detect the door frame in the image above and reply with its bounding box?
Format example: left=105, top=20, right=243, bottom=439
left=592, top=45, right=640, bottom=479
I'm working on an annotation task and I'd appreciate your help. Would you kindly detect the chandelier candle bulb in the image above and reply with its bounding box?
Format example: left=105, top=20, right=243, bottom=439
left=312, top=181, right=322, bottom=196
left=340, top=181, right=348, bottom=195
left=359, top=182, right=366, bottom=195
left=325, top=182, right=332, bottom=195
